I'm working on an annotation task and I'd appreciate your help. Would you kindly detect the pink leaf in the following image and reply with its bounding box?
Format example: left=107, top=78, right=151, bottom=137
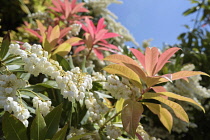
left=85, top=17, right=95, bottom=39
left=152, top=86, right=167, bottom=93
left=97, top=18, right=106, bottom=32
left=74, top=46, right=86, bottom=54
left=60, top=27, right=71, bottom=39
left=94, top=48, right=104, bottom=60
left=145, top=47, right=159, bottom=76
left=100, top=32, right=120, bottom=40
left=154, top=47, right=180, bottom=74
left=130, top=48, right=145, bottom=69
left=25, top=28, right=42, bottom=42
left=98, top=43, right=119, bottom=50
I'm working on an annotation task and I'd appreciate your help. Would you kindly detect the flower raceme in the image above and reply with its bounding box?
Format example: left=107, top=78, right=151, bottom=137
left=103, top=47, right=209, bottom=138
left=74, top=17, right=120, bottom=59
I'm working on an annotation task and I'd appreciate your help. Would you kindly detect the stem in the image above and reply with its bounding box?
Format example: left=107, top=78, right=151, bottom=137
left=18, top=89, right=45, bottom=101
left=2, top=55, right=19, bottom=63
left=86, top=47, right=93, bottom=60
left=99, top=110, right=123, bottom=132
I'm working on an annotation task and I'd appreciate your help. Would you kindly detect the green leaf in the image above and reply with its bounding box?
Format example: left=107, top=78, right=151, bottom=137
left=68, top=133, right=94, bottom=140
left=51, top=124, right=68, bottom=140
left=2, top=112, right=28, bottom=140
left=0, top=32, right=11, bottom=60
left=30, top=109, right=47, bottom=140
left=143, top=93, right=189, bottom=123
left=56, top=54, right=70, bottom=71
left=183, top=6, right=198, bottom=16
left=44, top=103, right=63, bottom=139
left=36, top=80, right=58, bottom=89
left=103, top=64, right=142, bottom=89
left=144, top=102, right=173, bottom=132
left=121, top=99, right=143, bottom=138
left=156, top=92, right=205, bottom=112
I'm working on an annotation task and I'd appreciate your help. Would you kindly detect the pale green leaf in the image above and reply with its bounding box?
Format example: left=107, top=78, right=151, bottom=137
left=143, top=93, right=189, bottom=123
left=51, top=124, right=68, bottom=140
left=52, top=43, right=72, bottom=57
left=103, top=64, right=142, bottom=89
left=156, top=92, right=205, bottom=112
left=144, top=102, right=173, bottom=132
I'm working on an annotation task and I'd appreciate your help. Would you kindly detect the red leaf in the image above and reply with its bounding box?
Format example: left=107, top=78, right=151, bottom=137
left=98, top=43, right=119, bottom=50
left=94, top=48, right=104, bottom=60
left=97, top=18, right=106, bottom=32
left=74, top=46, right=86, bottom=54
left=154, top=47, right=180, bottom=74
left=100, top=32, right=120, bottom=40
left=85, top=17, right=95, bottom=39
left=130, top=48, right=145, bottom=69
left=145, top=47, right=159, bottom=76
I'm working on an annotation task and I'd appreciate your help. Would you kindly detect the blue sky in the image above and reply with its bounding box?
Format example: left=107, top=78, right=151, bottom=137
left=108, top=0, right=196, bottom=48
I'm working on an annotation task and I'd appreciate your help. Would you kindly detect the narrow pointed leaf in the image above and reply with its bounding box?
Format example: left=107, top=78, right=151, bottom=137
left=151, top=86, right=167, bottom=93
left=130, top=48, right=145, bottom=69
left=0, top=32, right=10, bottom=60
left=143, top=93, right=189, bottom=123
left=94, top=48, right=103, bottom=60
left=158, top=71, right=209, bottom=84
left=44, top=103, right=63, bottom=139
left=144, top=102, right=173, bottom=132
left=154, top=47, right=180, bottom=74
left=30, top=109, right=47, bottom=140
left=103, top=64, right=142, bottom=88
left=122, top=99, right=143, bottom=138
left=65, top=37, right=82, bottom=45
left=104, top=54, right=139, bottom=66
left=145, top=47, right=159, bottom=76
left=49, top=25, right=60, bottom=43
left=156, top=92, right=205, bottom=112
left=74, top=46, right=86, bottom=54
left=36, top=20, right=46, bottom=37
left=3, top=112, right=28, bottom=140
left=51, top=124, right=68, bottom=140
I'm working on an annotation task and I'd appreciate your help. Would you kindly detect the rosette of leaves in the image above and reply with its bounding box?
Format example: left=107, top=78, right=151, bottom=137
left=103, top=47, right=209, bottom=139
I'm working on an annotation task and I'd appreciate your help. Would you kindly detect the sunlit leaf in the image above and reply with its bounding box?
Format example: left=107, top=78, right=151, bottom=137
left=144, top=102, right=173, bottom=132
left=49, top=25, right=60, bottom=43
left=121, top=99, right=143, bottom=138
left=130, top=48, right=145, bottom=69
left=154, top=47, right=180, bottom=74
left=156, top=92, right=205, bottom=112
left=103, top=64, right=142, bottom=89
left=145, top=47, right=159, bottom=76
left=143, top=93, right=189, bottom=123
left=65, top=37, right=82, bottom=45
left=52, top=43, right=72, bottom=57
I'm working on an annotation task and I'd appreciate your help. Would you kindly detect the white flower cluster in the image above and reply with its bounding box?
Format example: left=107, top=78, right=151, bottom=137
left=85, top=92, right=109, bottom=122
left=28, top=11, right=50, bottom=20
left=4, top=97, right=30, bottom=127
left=104, top=75, right=141, bottom=99
left=66, top=127, right=94, bottom=140
left=91, top=72, right=106, bottom=81
left=56, top=67, right=92, bottom=102
left=106, top=124, right=122, bottom=139
left=69, top=24, right=82, bottom=36
left=0, top=74, right=26, bottom=107
left=136, top=124, right=161, bottom=140
left=32, top=97, right=52, bottom=116
left=9, top=43, right=93, bottom=102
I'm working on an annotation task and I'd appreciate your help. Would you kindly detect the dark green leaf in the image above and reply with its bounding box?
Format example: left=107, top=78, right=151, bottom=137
left=51, top=124, right=68, bottom=140
left=0, top=32, right=10, bottom=60
left=56, top=54, right=70, bottom=71
left=183, top=6, right=198, bottom=16
left=2, top=112, right=28, bottom=140
left=30, top=109, right=47, bottom=140
left=44, top=103, right=63, bottom=139
left=36, top=80, right=58, bottom=89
